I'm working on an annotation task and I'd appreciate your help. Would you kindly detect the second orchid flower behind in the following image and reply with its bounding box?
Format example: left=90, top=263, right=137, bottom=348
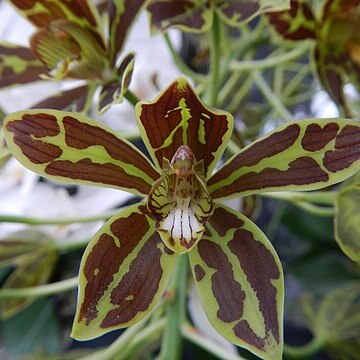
left=3, top=78, right=360, bottom=360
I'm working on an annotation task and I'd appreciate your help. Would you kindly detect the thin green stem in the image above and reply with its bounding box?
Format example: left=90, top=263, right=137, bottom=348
left=293, top=202, right=335, bottom=217
left=252, top=70, right=293, bottom=121
left=0, top=277, right=78, bottom=299
left=231, top=47, right=308, bottom=72
left=57, top=237, right=90, bottom=252
left=263, top=191, right=337, bottom=205
left=284, top=337, right=324, bottom=358
left=182, top=323, right=246, bottom=360
left=227, top=74, right=253, bottom=114
left=207, top=12, right=221, bottom=106
left=125, top=89, right=140, bottom=107
left=0, top=210, right=119, bottom=225
left=163, top=33, right=206, bottom=83
left=159, top=255, right=188, bottom=360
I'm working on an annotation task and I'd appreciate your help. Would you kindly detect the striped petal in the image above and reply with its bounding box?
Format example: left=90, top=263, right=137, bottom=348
left=71, top=203, right=178, bottom=340
left=9, top=0, right=104, bottom=46
left=217, top=0, right=291, bottom=28
left=107, top=0, right=148, bottom=66
left=147, top=0, right=213, bottom=33
left=266, top=0, right=317, bottom=40
left=4, top=109, right=160, bottom=196
left=208, top=119, right=360, bottom=199
left=189, top=204, right=283, bottom=360
left=0, top=43, right=45, bottom=88
left=31, top=84, right=97, bottom=114
left=136, top=78, right=233, bottom=177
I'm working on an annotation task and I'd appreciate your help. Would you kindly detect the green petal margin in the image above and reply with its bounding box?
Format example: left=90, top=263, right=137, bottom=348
left=334, top=184, right=360, bottom=261
left=4, top=109, right=160, bottom=196
left=189, top=204, right=283, bottom=360
left=71, top=203, right=178, bottom=340
left=208, top=118, right=360, bottom=199
left=136, top=78, right=233, bottom=177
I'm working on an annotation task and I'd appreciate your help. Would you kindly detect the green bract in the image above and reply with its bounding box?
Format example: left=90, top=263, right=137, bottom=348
left=4, top=78, right=360, bottom=360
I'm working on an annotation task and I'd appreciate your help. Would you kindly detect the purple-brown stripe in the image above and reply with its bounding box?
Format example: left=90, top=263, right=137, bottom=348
left=208, top=124, right=300, bottom=187
left=101, top=232, right=165, bottom=327
left=78, top=211, right=149, bottom=325
left=323, top=125, right=360, bottom=172
left=198, top=240, right=245, bottom=322
left=301, top=122, right=339, bottom=151
left=229, top=228, right=280, bottom=343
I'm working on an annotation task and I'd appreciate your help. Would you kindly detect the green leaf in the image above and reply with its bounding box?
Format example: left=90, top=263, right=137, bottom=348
left=98, top=53, right=135, bottom=114
left=147, top=0, right=213, bottom=33
left=208, top=118, right=360, bottom=199
left=107, top=0, right=149, bottom=65
left=31, top=84, right=97, bottom=114
left=266, top=0, right=317, bottom=40
left=71, top=203, right=178, bottom=340
left=334, top=183, right=360, bottom=261
left=4, top=109, right=160, bottom=196
left=217, top=0, right=291, bottom=28
left=0, top=250, right=58, bottom=319
left=302, top=282, right=360, bottom=359
left=189, top=204, right=284, bottom=360
left=0, top=42, right=45, bottom=88
left=136, top=77, right=233, bottom=177
left=0, top=125, right=11, bottom=168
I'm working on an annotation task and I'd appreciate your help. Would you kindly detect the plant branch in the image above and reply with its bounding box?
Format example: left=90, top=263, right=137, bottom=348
left=284, top=337, right=324, bottom=358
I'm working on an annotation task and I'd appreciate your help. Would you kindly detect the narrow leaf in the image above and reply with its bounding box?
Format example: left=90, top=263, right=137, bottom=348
left=31, top=84, right=97, bottom=114
left=189, top=204, right=283, bottom=360
left=208, top=118, right=360, bottom=199
left=4, top=109, right=160, bottom=196
left=71, top=203, right=178, bottom=340
left=147, top=0, right=213, bottom=33
left=136, top=77, right=233, bottom=177
left=0, top=43, right=45, bottom=88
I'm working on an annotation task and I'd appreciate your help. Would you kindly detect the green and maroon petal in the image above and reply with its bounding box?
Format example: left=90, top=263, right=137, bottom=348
left=147, top=0, right=213, bottom=33
left=267, top=0, right=317, bottom=41
left=217, top=0, right=290, bottom=28
left=107, top=0, right=148, bottom=66
left=136, top=78, right=233, bottom=177
left=31, top=84, right=97, bottom=114
left=9, top=0, right=104, bottom=46
left=208, top=118, right=360, bottom=199
left=0, top=43, right=45, bottom=88
left=4, top=109, right=160, bottom=196
left=334, top=184, right=360, bottom=261
left=98, top=53, right=134, bottom=114
left=189, top=204, right=283, bottom=360
left=71, top=203, right=178, bottom=340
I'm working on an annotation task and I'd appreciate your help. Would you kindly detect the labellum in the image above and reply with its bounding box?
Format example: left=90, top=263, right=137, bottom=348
left=148, top=145, right=214, bottom=253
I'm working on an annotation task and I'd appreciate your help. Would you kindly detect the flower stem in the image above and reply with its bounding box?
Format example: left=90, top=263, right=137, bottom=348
left=0, top=277, right=78, bottom=299
left=230, top=46, right=308, bottom=72
left=182, top=323, right=246, bottom=360
left=159, top=254, right=188, bottom=360
left=207, top=12, right=221, bottom=106
left=124, top=89, right=140, bottom=107
left=284, top=337, right=324, bottom=358
left=0, top=210, right=119, bottom=225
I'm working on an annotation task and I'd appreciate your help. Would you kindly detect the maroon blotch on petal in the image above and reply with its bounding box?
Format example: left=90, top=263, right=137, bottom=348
left=301, top=122, right=339, bottom=151
left=198, top=240, right=245, bottom=322
left=209, top=207, right=244, bottom=237
left=194, top=264, right=205, bottom=282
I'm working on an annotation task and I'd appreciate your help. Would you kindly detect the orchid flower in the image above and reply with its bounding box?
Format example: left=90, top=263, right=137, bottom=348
left=268, top=0, right=360, bottom=116
left=4, top=78, right=360, bottom=360
left=0, top=0, right=148, bottom=113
